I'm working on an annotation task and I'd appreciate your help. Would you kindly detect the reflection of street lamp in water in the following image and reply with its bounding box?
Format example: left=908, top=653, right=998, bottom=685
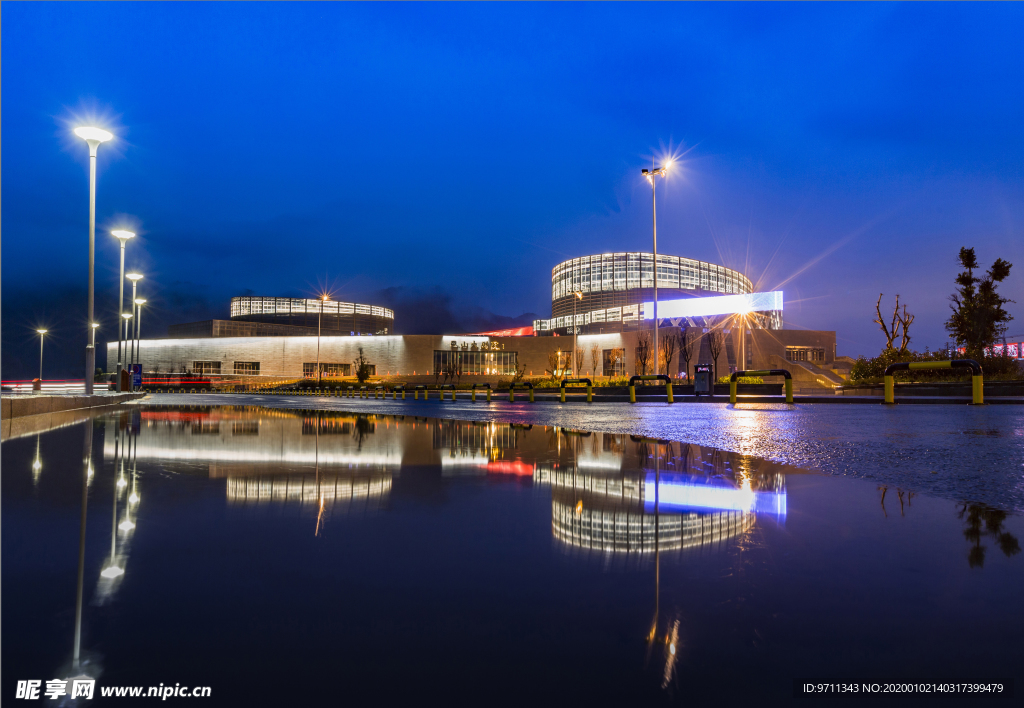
left=32, top=435, right=43, bottom=485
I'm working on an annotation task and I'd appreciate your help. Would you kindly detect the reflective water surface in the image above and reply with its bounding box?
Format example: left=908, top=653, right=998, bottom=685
left=3, top=406, right=1021, bottom=705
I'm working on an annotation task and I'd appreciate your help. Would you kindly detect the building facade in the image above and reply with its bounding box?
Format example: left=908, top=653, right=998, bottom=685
left=534, top=252, right=781, bottom=336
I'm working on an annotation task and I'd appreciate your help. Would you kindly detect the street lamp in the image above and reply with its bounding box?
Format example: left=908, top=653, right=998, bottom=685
left=121, top=314, right=133, bottom=388
left=642, top=159, right=672, bottom=376
left=133, top=298, right=147, bottom=372
left=90, top=324, right=100, bottom=383
left=317, top=294, right=330, bottom=387
left=74, top=126, right=114, bottom=394
left=35, top=329, right=48, bottom=382
left=572, top=291, right=583, bottom=377
left=126, top=274, right=143, bottom=368
left=111, top=230, right=135, bottom=391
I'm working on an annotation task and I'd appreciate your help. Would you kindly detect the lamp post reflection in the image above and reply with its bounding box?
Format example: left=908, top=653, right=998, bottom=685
left=32, top=434, right=43, bottom=485
left=71, top=421, right=93, bottom=672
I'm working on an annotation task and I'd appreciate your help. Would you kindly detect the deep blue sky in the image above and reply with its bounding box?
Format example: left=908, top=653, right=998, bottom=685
left=3, top=2, right=1023, bottom=377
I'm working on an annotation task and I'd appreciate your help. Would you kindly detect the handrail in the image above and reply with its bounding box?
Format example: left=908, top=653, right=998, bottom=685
left=730, top=369, right=793, bottom=404
left=509, top=381, right=534, bottom=403
left=471, top=382, right=492, bottom=403
left=559, top=378, right=593, bottom=403
left=883, top=359, right=983, bottom=404
left=627, top=374, right=673, bottom=404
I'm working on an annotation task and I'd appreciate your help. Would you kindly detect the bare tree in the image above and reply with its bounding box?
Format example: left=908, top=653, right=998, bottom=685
left=707, top=329, right=724, bottom=382
left=590, top=343, right=600, bottom=377
left=659, top=330, right=676, bottom=376
left=635, top=330, right=652, bottom=376
left=874, top=293, right=902, bottom=350
left=574, top=346, right=585, bottom=377
left=898, top=304, right=915, bottom=352
left=679, top=324, right=694, bottom=380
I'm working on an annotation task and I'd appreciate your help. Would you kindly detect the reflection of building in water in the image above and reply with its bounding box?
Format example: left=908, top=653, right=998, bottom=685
left=550, top=496, right=754, bottom=554
left=226, top=473, right=391, bottom=513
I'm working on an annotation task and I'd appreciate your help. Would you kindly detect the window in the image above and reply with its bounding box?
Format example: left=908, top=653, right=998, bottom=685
left=433, top=350, right=519, bottom=376
left=232, top=421, right=259, bottom=435
left=603, top=348, right=626, bottom=377
left=785, top=348, right=825, bottom=363
left=234, top=361, right=260, bottom=375
left=303, top=363, right=351, bottom=378
left=193, top=361, right=221, bottom=375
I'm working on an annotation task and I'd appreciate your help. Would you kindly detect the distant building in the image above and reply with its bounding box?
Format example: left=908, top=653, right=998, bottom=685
left=169, top=296, right=394, bottom=339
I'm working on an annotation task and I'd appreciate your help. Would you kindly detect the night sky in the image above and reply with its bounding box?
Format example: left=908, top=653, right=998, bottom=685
left=3, top=2, right=1022, bottom=378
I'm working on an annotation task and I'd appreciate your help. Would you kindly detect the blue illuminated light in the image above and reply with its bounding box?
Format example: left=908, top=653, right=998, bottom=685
left=643, top=474, right=787, bottom=517
left=643, top=291, right=784, bottom=320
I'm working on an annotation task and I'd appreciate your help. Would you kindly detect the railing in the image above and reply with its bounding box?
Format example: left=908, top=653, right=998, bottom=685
left=559, top=378, right=593, bottom=403
left=509, top=381, right=534, bottom=403
left=883, top=359, right=983, bottom=404
left=628, top=375, right=673, bottom=404
left=730, top=369, right=793, bottom=404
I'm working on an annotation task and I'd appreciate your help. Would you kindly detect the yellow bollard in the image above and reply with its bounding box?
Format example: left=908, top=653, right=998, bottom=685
left=729, top=380, right=737, bottom=404
left=509, top=388, right=515, bottom=403
left=471, top=389, right=476, bottom=402
left=629, top=385, right=636, bottom=404
left=560, top=387, right=566, bottom=403
left=486, top=388, right=491, bottom=403
left=972, top=374, right=983, bottom=405
left=528, top=388, right=534, bottom=403
left=666, top=382, right=673, bottom=404
left=785, top=378, right=794, bottom=404
left=884, top=375, right=894, bottom=404
left=586, top=384, right=592, bottom=403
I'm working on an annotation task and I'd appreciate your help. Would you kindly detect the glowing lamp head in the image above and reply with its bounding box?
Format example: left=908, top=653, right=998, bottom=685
left=122, top=313, right=133, bottom=320
left=111, top=229, right=136, bottom=243
left=129, top=492, right=140, bottom=504
left=126, top=273, right=143, bottom=282
left=91, top=323, right=100, bottom=329
left=32, top=460, right=42, bottom=471
left=74, top=127, right=114, bottom=143
left=134, top=298, right=147, bottom=306
left=37, top=329, right=48, bottom=335
left=118, top=519, right=136, bottom=532
left=100, top=565, right=124, bottom=579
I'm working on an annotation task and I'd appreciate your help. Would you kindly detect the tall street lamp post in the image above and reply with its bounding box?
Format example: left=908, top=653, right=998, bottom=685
left=111, top=231, right=135, bottom=391
left=73, top=127, right=114, bottom=394
left=572, top=291, right=583, bottom=377
left=126, top=274, right=143, bottom=371
left=642, top=160, right=672, bottom=376
left=317, top=294, right=330, bottom=387
left=134, top=299, right=146, bottom=373
left=121, top=314, right=133, bottom=389
left=36, top=329, right=48, bottom=381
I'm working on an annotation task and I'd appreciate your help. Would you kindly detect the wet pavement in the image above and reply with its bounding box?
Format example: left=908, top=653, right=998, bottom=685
left=2, top=406, right=1020, bottom=705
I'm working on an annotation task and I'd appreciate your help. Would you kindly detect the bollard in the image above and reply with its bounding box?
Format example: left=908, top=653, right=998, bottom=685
left=587, top=384, right=592, bottom=403
left=883, top=359, right=983, bottom=405
left=629, top=383, right=636, bottom=404
left=666, top=382, right=673, bottom=403
left=487, top=388, right=491, bottom=403
left=729, top=370, right=794, bottom=404
left=559, top=378, right=593, bottom=403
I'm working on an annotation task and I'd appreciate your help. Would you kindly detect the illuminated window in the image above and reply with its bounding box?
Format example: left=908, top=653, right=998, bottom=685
left=233, top=361, right=260, bottom=375
left=193, top=361, right=221, bottom=375
left=303, top=363, right=351, bottom=378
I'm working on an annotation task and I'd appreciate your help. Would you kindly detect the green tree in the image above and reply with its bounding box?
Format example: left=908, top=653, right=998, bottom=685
left=945, top=247, right=1014, bottom=359
left=353, top=348, right=373, bottom=383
